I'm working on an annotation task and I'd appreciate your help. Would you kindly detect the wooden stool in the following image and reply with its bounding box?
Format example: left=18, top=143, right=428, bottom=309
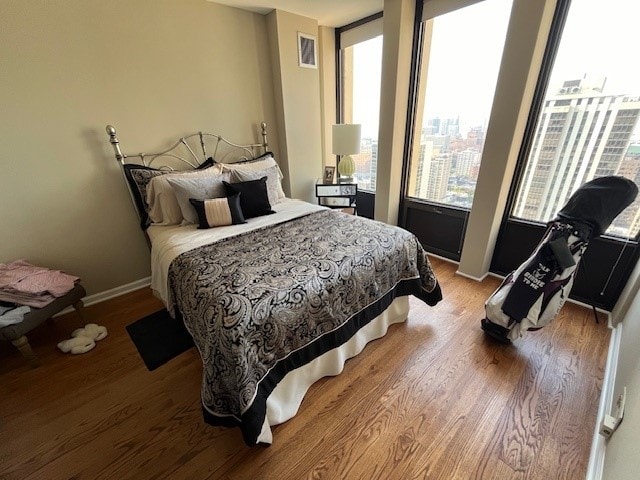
left=0, top=284, right=86, bottom=367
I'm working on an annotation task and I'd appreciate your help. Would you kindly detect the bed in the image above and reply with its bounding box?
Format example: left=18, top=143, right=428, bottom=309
left=106, top=123, right=442, bottom=445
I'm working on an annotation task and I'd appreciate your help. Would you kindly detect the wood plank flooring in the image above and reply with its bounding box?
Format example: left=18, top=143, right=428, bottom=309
left=0, top=258, right=610, bottom=479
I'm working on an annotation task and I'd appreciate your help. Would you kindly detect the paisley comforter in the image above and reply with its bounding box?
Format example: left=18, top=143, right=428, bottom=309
left=168, top=209, right=442, bottom=445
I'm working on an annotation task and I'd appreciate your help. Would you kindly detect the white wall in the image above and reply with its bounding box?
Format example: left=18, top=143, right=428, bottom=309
left=0, top=0, right=277, bottom=295
left=267, top=9, right=323, bottom=203
left=319, top=26, right=337, bottom=168
left=602, top=290, right=640, bottom=479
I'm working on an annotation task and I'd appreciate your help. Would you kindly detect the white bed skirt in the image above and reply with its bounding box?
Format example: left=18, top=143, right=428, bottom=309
left=257, top=296, right=410, bottom=444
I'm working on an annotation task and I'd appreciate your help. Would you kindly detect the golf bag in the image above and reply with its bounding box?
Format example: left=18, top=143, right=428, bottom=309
left=481, top=176, right=638, bottom=344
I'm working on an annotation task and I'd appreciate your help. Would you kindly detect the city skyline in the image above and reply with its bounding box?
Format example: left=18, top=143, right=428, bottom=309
left=351, top=0, right=640, bottom=140
left=513, top=77, right=640, bottom=236
left=347, top=0, right=640, bottom=236
left=406, top=76, right=640, bottom=237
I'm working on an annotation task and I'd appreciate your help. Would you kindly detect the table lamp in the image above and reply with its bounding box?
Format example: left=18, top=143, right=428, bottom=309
left=332, top=124, right=361, bottom=183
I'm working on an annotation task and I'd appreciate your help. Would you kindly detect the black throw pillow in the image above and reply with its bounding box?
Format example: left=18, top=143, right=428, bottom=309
left=223, top=177, right=275, bottom=219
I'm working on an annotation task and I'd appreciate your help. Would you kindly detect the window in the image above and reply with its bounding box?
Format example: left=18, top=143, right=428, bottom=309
left=511, top=0, right=640, bottom=238
left=407, top=0, right=513, bottom=208
left=338, top=16, right=383, bottom=192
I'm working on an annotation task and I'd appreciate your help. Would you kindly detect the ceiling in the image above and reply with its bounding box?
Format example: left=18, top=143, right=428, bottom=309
left=210, top=0, right=383, bottom=27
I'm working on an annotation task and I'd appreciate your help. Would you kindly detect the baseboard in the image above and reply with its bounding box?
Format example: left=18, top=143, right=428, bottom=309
left=454, top=268, right=612, bottom=318
left=565, top=297, right=612, bottom=323
left=83, top=276, right=152, bottom=306
left=454, top=270, right=489, bottom=282
left=427, top=254, right=506, bottom=283
left=54, top=276, right=151, bottom=317
left=426, top=252, right=460, bottom=265
left=586, top=321, right=622, bottom=480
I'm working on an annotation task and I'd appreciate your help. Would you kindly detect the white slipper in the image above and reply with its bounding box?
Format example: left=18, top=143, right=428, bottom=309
left=72, top=323, right=108, bottom=342
left=57, top=336, right=96, bottom=354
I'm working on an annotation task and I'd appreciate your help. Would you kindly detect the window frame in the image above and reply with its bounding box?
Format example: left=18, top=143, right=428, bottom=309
left=490, top=0, right=640, bottom=310
left=399, top=0, right=512, bottom=260
left=335, top=12, right=384, bottom=196
left=401, top=0, right=511, bottom=217
left=499, top=0, right=640, bottom=244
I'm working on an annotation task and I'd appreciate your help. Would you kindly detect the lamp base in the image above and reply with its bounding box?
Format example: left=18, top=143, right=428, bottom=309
left=337, top=154, right=356, bottom=179
left=338, top=176, right=354, bottom=183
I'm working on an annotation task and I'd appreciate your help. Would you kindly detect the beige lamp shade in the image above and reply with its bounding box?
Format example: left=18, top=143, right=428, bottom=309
left=332, top=124, right=361, bottom=155
left=332, top=124, right=361, bottom=178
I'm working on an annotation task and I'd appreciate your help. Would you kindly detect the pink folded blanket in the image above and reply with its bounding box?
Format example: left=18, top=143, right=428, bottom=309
left=0, top=260, right=79, bottom=308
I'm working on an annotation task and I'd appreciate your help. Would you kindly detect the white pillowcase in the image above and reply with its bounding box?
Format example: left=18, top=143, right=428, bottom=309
left=222, top=155, right=285, bottom=201
left=222, top=155, right=284, bottom=180
left=146, top=165, right=224, bottom=225
left=222, top=154, right=278, bottom=172
left=228, top=165, right=285, bottom=206
left=166, top=171, right=231, bottom=225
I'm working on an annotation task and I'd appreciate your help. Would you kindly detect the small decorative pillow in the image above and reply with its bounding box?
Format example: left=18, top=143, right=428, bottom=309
left=166, top=171, right=230, bottom=225
left=223, top=177, right=275, bottom=219
left=189, top=194, right=246, bottom=229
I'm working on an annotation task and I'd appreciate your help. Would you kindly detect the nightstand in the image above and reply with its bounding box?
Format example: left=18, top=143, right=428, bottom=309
left=316, top=182, right=358, bottom=215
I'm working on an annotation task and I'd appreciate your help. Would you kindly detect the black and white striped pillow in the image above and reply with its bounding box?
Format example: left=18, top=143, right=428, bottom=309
left=189, top=194, right=246, bottom=229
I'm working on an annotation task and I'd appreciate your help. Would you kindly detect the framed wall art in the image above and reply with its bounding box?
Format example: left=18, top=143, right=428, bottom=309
left=298, top=32, right=317, bottom=69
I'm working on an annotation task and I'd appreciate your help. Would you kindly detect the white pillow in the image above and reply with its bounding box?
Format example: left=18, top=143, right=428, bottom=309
left=166, top=171, right=231, bottom=225
left=146, top=165, right=223, bottom=225
left=221, top=154, right=284, bottom=179
left=228, top=165, right=285, bottom=206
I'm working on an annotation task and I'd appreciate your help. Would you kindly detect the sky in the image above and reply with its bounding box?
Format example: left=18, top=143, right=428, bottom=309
left=351, top=37, right=383, bottom=139
left=549, top=0, right=640, bottom=98
left=350, top=0, right=640, bottom=141
left=421, top=0, right=511, bottom=136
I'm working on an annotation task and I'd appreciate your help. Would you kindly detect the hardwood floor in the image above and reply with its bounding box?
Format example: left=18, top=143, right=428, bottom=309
left=0, top=258, right=609, bottom=479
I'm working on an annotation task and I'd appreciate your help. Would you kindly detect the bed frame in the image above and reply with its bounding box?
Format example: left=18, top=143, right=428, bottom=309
left=102, top=124, right=440, bottom=446
left=105, top=122, right=270, bottom=232
left=106, top=123, right=269, bottom=168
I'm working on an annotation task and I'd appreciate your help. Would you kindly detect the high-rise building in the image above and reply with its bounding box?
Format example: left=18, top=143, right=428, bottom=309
left=350, top=138, right=378, bottom=191
left=353, top=138, right=373, bottom=189
left=370, top=140, right=378, bottom=191
left=410, top=141, right=434, bottom=198
left=453, top=149, right=480, bottom=178
left=423, top=153, right=451, bottom=202
left=425, top=118, right=440, bottom=136
left=411, top=121, right=477, bottom=203
left=424, top=117, right=460, bottom=137
left=514, top=77, right=640, bottom=222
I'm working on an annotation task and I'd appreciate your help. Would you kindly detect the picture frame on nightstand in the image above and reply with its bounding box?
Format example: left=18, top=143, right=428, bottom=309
left=323, top=166, right=335, bottom=184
